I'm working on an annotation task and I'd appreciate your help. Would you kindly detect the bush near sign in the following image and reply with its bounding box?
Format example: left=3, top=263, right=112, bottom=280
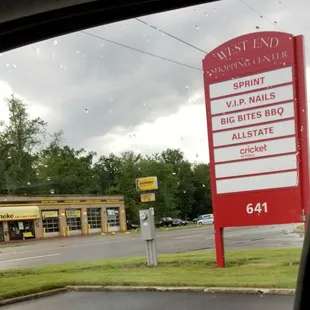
left=135, top=176, right=158, bottom=192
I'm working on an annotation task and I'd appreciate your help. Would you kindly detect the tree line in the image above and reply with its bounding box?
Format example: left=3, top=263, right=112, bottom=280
left=0, top=95, right=212, bottom=221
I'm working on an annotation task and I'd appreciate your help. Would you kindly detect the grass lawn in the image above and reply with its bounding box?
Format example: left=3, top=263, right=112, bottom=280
left=0, top=248, right=302, bottom=301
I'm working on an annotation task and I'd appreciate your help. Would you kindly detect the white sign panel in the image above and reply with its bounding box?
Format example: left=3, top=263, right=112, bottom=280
left=212, top=102, right=294, bottom=131
left=208, top=66, right=298, bottom=194
left=213, top=119, right=295, bottom=147
left=216, top=171, right=298, bottom=194
left=213, top=137, right=297, bottom=163
left=215, top=154, right=297, bottom=178
left=210, top=84, right=294, bottom=115
left=210, top=67, right=293, bottom=98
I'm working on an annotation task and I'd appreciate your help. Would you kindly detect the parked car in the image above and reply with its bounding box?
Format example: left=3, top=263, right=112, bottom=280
left=126, top=220, right=139, bottom=230
left=172, top=219, right=188, bottom=226
left=197, top=214, right=214, bottom=225
left=157, top=217, right=174, bottom=227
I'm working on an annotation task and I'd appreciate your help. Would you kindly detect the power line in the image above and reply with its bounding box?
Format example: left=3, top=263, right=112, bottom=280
left=135, top=18, right=208, bottom=54
left=238, top=0, right=286, bottom=31
left=239, top=0, right=310, bottom=54
left=81, top=30, right=203, bottom=72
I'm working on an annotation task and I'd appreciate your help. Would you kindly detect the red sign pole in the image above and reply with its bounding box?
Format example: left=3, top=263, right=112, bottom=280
left=294, top=35, right=310, bottom=229
left=214, top=227, right=224, bottom=267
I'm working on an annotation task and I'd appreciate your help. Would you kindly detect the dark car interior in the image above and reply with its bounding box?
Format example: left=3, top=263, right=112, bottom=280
left=0, top=1, right=308, bottom=309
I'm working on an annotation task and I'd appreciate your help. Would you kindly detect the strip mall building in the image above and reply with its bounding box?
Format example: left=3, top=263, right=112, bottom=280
left=0, top=195, right=126, bottom=242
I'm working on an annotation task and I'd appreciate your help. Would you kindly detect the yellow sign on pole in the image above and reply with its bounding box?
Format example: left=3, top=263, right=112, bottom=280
left=141, top=193, right=156, bottom=202
left=136, top=176, right=158, bottom=192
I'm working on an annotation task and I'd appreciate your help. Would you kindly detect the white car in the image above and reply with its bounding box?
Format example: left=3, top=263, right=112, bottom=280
left=197, top=214, right=214, bottom=225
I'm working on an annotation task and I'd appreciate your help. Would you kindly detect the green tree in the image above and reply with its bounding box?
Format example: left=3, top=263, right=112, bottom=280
left=37, top=144, right=98, bottom=195
left=93, top=153, right=121, bottom=194
left=161, top=149, right=195, bottom=220
left=192, top=163, right=213, bottom=218
left=0, top=95, right=46, bottom=194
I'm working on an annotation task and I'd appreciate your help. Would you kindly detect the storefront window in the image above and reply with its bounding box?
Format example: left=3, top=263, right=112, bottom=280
left=107, top=207, right=120, bottom=227
left=66, top=209, right=82, bottom=231
left=8, top=220, right=35, bottom=240
left=87, top=208, right=101, bottom=229
left=42, top=210, right=59, bottom=233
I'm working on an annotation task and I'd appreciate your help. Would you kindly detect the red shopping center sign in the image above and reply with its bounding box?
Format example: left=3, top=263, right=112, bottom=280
left=202, top=32, right=309, bottom=267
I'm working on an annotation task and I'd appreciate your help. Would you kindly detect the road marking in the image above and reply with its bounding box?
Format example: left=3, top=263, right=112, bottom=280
left=0, top=238, right=142, bottom=256
left=0, top=253, right=61, bottom=263
left=173, top=234, right=205, bottom=240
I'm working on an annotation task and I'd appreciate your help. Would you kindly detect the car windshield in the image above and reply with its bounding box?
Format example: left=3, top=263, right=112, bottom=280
left=0, top=1, right=306, bottom=309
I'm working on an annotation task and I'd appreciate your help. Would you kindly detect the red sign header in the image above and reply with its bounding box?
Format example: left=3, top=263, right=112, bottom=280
left=204, top=31, right=294, bottom=81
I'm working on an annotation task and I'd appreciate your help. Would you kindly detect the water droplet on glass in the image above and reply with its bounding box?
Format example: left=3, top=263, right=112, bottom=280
left=84, top=108, right=89, bottom=113
left=59, top=64, right=64, bottom=69
left=109, top=109, right=112, bottom=113
left=213, top=8, right=217, bottom=12
left=76, top=50, right=80, bottom=55
left=256, top=26, right=260, bottom=29
left=274, top=21, right=277, bottom=24
left=52, top=39, right=58, bottom=45
left=51, top=54, right=55, bottom=58
left=35, top=47, right=40, bottom=53
left=223, top=13, right=227, bottom=17
left=195, top=25, right=200, bottom=30
left=202, top=184, right=206, bottom=187
left=100, top=43, right=105, bottom=47
left=8, top=156, right=11, bottom=159
left=47, top=177, right=51, bottom=181
left=6, top=64, right=9, bottom=68
left=83, top=54, right=87, bottom=58
left=143, top=103, right=147, bottom=106
left=260, top=15, right=263, bottom=18
left=12, top=64, right=17, bottom=68
left=204, top=12, right=208, bottom=16
left=172, top=172, right=176, bottom=175
left=50, top=189, right=55, bottom=194
left=185, top=86, right=189, bottom=90
left=100, top=55, right=104, bottom=59
left=109, top=98, right=114, bottom=103
left=196, top=153, right=198, bottom=158
left=183, top=190, right=187, bottom=193
left=27, top=182, right=31, bottom=185
left=36, top=172, right=39, bottom=176
left=141, top=32, right=146, bottom=37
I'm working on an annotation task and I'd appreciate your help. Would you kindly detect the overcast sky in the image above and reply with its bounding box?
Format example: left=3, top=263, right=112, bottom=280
left=0, top=0, right=309, bottom=163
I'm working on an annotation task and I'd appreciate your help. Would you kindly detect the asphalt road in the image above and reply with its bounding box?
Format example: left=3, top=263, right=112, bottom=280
left=1, top=291, right=294, bottom=310
left=0, top=224, right=303, bottom=270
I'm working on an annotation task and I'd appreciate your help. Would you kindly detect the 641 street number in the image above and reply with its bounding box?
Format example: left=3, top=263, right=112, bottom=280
left=246, top=202, right=268, bottom=214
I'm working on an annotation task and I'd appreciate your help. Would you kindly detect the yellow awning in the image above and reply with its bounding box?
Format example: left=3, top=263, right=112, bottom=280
left=0, top=206, right=40, bottom=221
